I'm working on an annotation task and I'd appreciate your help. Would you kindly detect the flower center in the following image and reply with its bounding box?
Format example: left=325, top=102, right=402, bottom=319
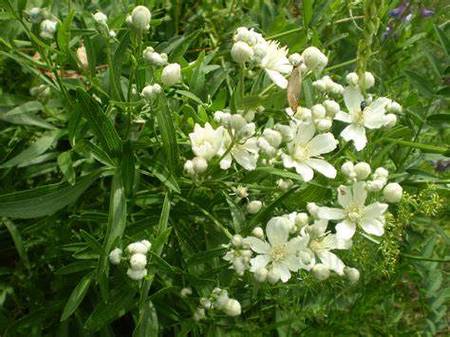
left=351, top=109, right=364, bottom=125
left=346, top=205, right=362, bottom=222
left=293, top=145, right=311, bottom=162
left=270, top=244, right=287, bottom=262
left=309, top=239, right=322, bottom=252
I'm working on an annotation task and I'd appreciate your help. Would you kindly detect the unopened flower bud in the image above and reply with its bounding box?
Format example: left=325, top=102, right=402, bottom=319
left=131, top=5, right=151, bottom=31
left=354, top=162, right=371, bottom=180
left=247, top=200, right=263, bottom=214
left=192, top=156, right=208, bottom=173
left=307, top=202, right=320, bottom=218
left=143, top=46, right=168, bottom=66
left=40, top=19, right=57, bottom=39
left=180, top=287, right=192, bottom=297
left=127, top=242, right=149, bottom=254
left=346, top=72, right=359, bottom=86
left=127, top=268, right=147, bottom=280
left=262, top=128, right=282, bottom=148
left=384, top=113, right=397, bottom=128
left=341, top=161, right=355, bottom=178
left=323, top=100, right=340, bottom=115
left=93, top=11, right=108, bottom=25
left=316, top=118, right=332, bottom=131
left=161, top=63, right=182, bottom=86
left=289, top=53, right=303, bottom=66
left=130, top=253, right=147, bottom=270
left=231, top=41, right=254, bottom=64
left=109, top=248, right=122, bottom=265
left=311, top=104, right=326, bottom=119
left=302, top=47, right=328, bottom=72
left=141, top=83, right=162, bottom=99
left=359, top=72, right=375, bottom=89
left=251, top=226, right=264, bottom=239
left=295, top=212, right=309, bottom=227
left=312, top=263, right=330, bottom=280
left=193, top=307, right=206, bottom=321
left=383, top=182, right=403, bottom=203
left=223, top=299, right=241, bottom=316
left=344, top=267, right=360, bottom=283
left=29, top=7, right=43, bottom=24
left=277, top=178, right=293, bottom=191
left=387, top=101, right=402, bottom=113
left=231, top=234, right=243, bottom=247
left=200, top=297, right=212, bottom=309
left=375, top=167, right=389, bottom=179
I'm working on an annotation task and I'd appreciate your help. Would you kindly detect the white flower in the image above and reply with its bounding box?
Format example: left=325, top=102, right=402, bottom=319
left=299, top=220, right=351, bottom=275
left=383, top=182, right=403, bottom=203
left=244, top=217, right=307, bottom=283
left=40, top=19, right=57, bottom=39
left=335, top=86, right=390, bottom=151
left=317, top=182, right=388, bottom=239
left=143, top=47, right=168, bottom=66
left=141, top=83, right=162, bottom=99
left=109, top=248, right=122, bottom=265
left=193, top=307, right=205, bottom=321
left=130, top=253, right=147, bottom=270
left=93, top=11, right=108, bottom=25
left=131, top=5, right=151, bottom=31
left=223, top=299, right=241, bottom=316
left=281, top=122, right=338, bottom=182
left=127, top=268, right=147, bottom=280
left=220, top=136, right=259, bottom=171
left=302, top=47, right=328, bottom=72
left=231, top=185, right=248, bottom=199
left=189, top=123, right=224, bottom=160
left=231, top=41, right=254, bottom=64
left=260, top=41, right=293, bottom=89
left=161, top=63, right=182, bottom=86
left=247, top=200, right=263, bottom=214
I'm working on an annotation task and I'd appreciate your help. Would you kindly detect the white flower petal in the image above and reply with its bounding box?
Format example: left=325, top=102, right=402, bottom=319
left=294, top=122, right=316, bottom=145
left=334, top=111, right=352, bottom=123
left=363, top=108, right=387, bottom=129
left=368, top=97, right=390, bottom=115
left=340, top=124, right=367, bottom=151
left=272, top=262, right=291, bottom=283
left=245, top=237, right=271, bottom=254
left=317, top=251, right=345, bottom=275
left=337, top=185, right=352, bottom=208
left=306, top=158, right=337, bottom=178
left=293, top=162, right=314, bottom=181
left=308, top=133, right=338, bottom=156
left=317, top=207, right=346, bottom=220
left=266, top=69, right=288, bottom=89
left=219, top=154, right=233, bottom=170
left=363, top=202, right=388, bottom=218
left=250, top=254, right=270, bottom=271
left=360, top=218, right=385, bottom=236
left=266, top=217, right=290, bottom=245
left=352, top=182, right=368, bottom=207
left=336, top=220, right=357, bottom=240
left=343, top=86, right=363, bottom=113
left=283, top=254, right=302, bottom=272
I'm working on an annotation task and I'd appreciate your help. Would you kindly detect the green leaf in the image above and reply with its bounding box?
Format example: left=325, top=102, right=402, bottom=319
left=0, top=101, right=55, bottom=129
left=254, top=166, right=303, bottom=182
left=303, top=0, right=314, bottom=27
left=121, top=141, right=135, bottom=197
left=110, top=32, right=130, bottom=100
left=60, top=274, right=92, bottom=322
left=0, top=171, right=101, bottom=219
left=56, top=10, right=75, bottom=57
left=2, top=219, right=30, bottom=268
left=0, top=130, right=62, bottom=168
left=77, top=89, right=122, bottom=156
left=155, top=96, right=179, bottom=174
left=434, top=24, right=450, bottom=57
left=57, top=151, right=76, bottom=185
left=75, top=139, right=116, bottom=167
left=133, top=300, right=159, bottom=337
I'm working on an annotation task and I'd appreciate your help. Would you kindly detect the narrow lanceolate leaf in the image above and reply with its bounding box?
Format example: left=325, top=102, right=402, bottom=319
left=3, top=219, right=30, bottom=268
left=60, top=274, right=92, bottom=322
left=155, top=96, right=179, bottom=174
left=0, top=130, right=63, bottom=168
left=0, top=100, right=55, bottom=129
left=133, top=300, right=159, bottom=337
left=110, top=32, right=130, bottom=100
left=76, top=89, right=122, bottom=156
left=102, top=169, right=127, bottom=268
left=0, top=171, right=101, bottom=219
left=121, top=141, right=135, bottom=197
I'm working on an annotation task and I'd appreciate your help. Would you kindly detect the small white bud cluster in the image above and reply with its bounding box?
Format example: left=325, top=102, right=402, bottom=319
left=258, top=128, right=282, bottom=157
left=346, top=71, right=375, bottom=90
left=141, top=83, right=162, bottom=100
left=341, top=161, right=372, bottom=182
left=40, top=19, right=57, bottom=39
left=382, top=100, right=402, bottom=128
left=301, top=47, right=328, bottom=73
left=143, top=46, right=168, bottom=66
left=281, top=211, right=309, bottom=233
left=246, top=200, right=263, bottom=214
left=194, top=288, right=242, bottom=320
left=28, top=7, right=43, bottom=24
left=214, top=111, right=256, bottom=141
left=92, top=12, right=116, bottom=38
left=313, top=75, right=344, bottom=95
left=108, top=240, right=152, bottom=281
left=367, top=167, right=389, bottom=192
left=128, top=5, right=151, bottom=31
left=286, top=106, right=312, bottom=122
left=184, top=157, right=208, bottom=176
left=223, top=235, right=252, bottom=276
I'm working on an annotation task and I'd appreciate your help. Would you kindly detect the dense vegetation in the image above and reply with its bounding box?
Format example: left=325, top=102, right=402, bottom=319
left=0, top=1, right=448, bottom=336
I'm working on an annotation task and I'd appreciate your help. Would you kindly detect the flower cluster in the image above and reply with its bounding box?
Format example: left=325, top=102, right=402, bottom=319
left=194, top=288, right=242, bottom=320
left=109, top=240, right=152, bottom=280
